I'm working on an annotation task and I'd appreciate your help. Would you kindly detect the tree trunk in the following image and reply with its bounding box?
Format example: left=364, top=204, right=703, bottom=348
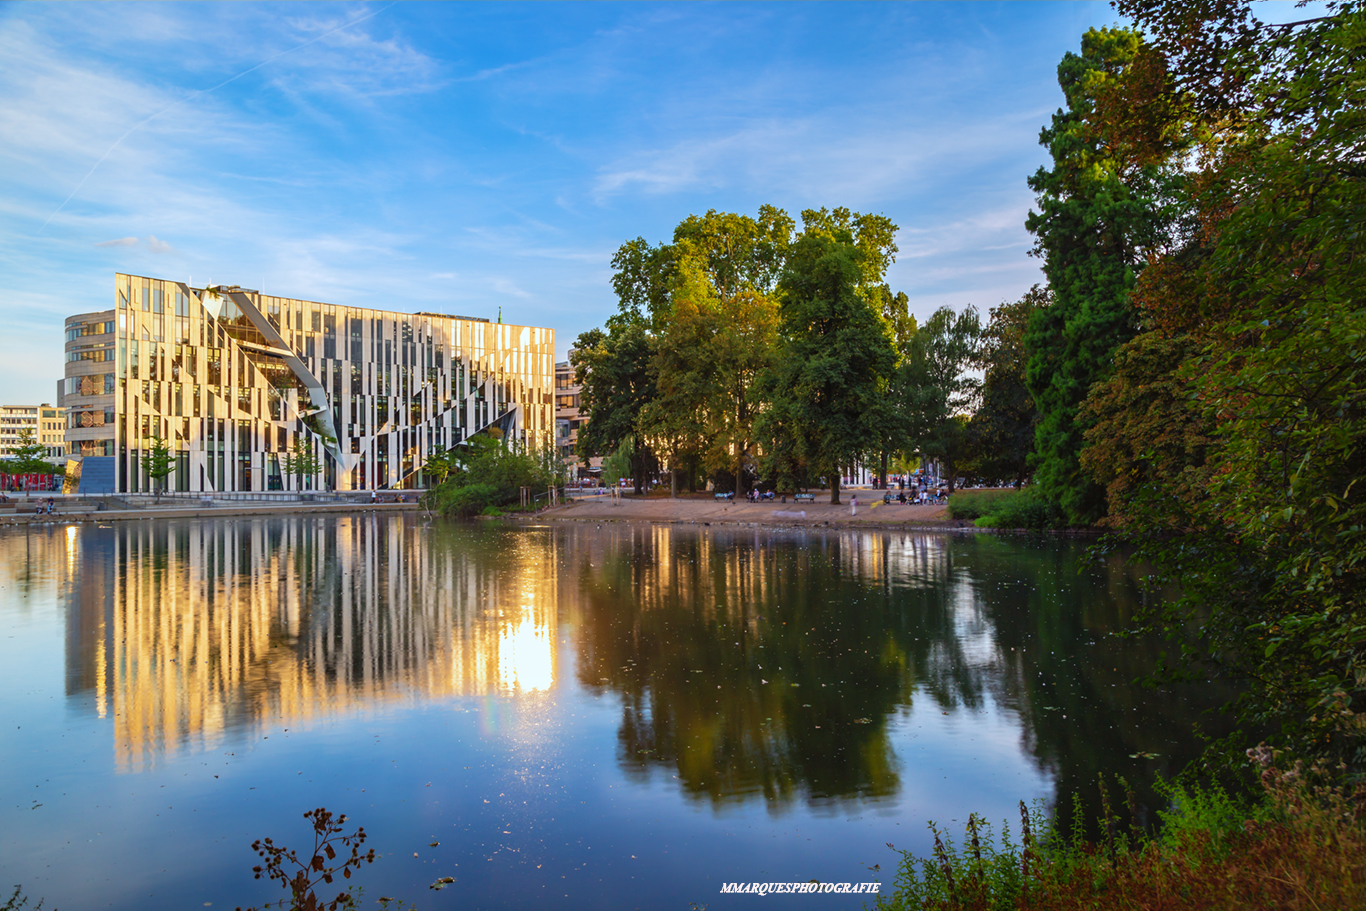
left=670, top=464, right=677, bottom=499
left=880, top=449, right=888, bottom=489
left=830, top=473, right=840, bottom=506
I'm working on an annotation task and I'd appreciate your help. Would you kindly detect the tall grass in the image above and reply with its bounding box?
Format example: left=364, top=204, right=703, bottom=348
left=873, top=752, right=1366, bottom=910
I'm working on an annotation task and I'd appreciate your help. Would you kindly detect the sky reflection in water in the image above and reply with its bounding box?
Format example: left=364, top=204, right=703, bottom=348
left=0, top=516, right=1221, bottom=909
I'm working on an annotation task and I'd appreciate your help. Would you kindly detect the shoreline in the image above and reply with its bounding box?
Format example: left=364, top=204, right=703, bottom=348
left=0, top=500, right=421, bottom=527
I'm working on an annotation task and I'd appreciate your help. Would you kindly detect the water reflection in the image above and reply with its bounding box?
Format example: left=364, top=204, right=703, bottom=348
left=560, top=526, right=1229, bottom=820
left=63, top=516, right=557, bottom=770
left=49, top=517, right=1227, bottom=819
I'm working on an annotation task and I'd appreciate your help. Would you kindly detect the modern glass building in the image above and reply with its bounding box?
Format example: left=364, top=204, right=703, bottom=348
left=63, top=273, right=555, bottom=493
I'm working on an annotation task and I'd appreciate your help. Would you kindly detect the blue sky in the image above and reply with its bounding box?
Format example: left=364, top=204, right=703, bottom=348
left=0, top=0, right=1132, bottom=404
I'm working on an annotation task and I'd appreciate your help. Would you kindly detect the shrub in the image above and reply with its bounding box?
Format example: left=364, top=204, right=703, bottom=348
left=946, top=491, right=1001, bottom=520
left=433, top=482, right=498, bottom=518
left=973, top=488, right=1063, bottom=529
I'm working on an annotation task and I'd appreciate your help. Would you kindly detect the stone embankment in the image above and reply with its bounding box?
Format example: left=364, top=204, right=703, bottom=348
left=537, top=492, right=963, bottom=530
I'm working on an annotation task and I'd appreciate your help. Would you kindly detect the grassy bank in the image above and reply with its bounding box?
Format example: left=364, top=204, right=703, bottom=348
left=946, top=488, right=1063, bottom=529
left=872, top=754, right=1365, bottom=910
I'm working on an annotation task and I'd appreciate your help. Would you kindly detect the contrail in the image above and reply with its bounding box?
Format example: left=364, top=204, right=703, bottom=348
left=38, top=2, right=395, bottom=233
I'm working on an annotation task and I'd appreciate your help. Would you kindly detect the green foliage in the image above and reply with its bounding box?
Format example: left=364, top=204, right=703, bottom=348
left=946, top=488, right=1062, bottom=529
left=944, top=490, right=1010, bottom=521
left=638, top=209, right=789, bottom=496
left=1023, top=26, right=1187, bottom=525
left=429, top=434, right=560, bottom=518
left=281, top=439, right=324, bottom=490
left=1091, top=0, right=1366, bottom=770
left=3, top=429, right=51, bottom=476
left=756, top=214, right=899, bottom=505
left=968, top=287, right=1046, bottom=487
left=571, top=319, right=656, bottom=494
left=437, top=482, right=498, bottom=519
left=972, top=488, right=1063, bottom=530
left=906, top=306, right=982, bottom=492
left=878, top=755, right=1366, bottom=911
left=1079, top=332, right=1212, bottom=530
left=139, top=433, right=175, bottom=495
left=601, top=437, right=632, bottom=488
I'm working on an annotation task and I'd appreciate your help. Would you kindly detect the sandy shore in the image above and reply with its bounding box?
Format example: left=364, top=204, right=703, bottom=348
left=538, top=492, right=968, bottom=529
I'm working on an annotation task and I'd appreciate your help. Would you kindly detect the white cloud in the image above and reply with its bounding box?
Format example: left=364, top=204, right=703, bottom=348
left=95, top=237, right=137, bottom=247
left=146, top=235, right=175, bottom=254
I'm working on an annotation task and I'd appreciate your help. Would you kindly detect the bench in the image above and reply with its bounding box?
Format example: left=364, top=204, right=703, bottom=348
left=793, top=492, right=816, bottom=502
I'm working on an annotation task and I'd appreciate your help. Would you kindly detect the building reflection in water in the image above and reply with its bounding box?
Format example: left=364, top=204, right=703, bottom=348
left=63, top=516, right=557, bottom=771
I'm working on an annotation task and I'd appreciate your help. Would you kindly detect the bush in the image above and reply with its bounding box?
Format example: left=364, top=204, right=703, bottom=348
left=427, top=435, right=563, bottom=519
left=973, top=488, right=1063, bottom=529
left=946, top=489, right=1064, bottom=528
left=433, top=483, right=498, bottom=518
left=946, top=491, right=1007, bottom=520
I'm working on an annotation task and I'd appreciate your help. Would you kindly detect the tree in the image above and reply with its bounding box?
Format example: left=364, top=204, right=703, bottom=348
left=572, top=319, right=657, bottom=495
left=1092, top=0, right=1366, bottom=768
left=1023, top=26, right=1189, bottom=525
left=282, top=438, right=323, bottom=491
left=1079, top=332, right=1212, bottom=529
left=140, top=434, right=175, bottom=501
left=968, top=287, right=1046, bottom=487
left=906, top=306, right=982, bottom=492
left=4, top=428, right=52, bottom=487
left=867, top=285, right=919, bottom=487
left=641, top=209, right=790, bottom=497
left=758, top=218, right=899, bottom=505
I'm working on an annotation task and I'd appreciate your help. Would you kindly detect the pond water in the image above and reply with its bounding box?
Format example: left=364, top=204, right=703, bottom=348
left=0, top=516, right=1223, bottom=910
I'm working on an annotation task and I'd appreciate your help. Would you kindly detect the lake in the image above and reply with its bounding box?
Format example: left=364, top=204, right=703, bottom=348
left=0, top=515, right=1222, bottom=909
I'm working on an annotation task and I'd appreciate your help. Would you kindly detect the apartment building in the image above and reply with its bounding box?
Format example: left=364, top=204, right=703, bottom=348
left=63, top=273, right=554, bottom=494
left=553, top=358, right=602, bottom=481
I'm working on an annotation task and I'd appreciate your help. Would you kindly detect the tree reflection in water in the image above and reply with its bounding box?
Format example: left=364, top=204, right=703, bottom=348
left=563, top=525, right=1230, bottom=823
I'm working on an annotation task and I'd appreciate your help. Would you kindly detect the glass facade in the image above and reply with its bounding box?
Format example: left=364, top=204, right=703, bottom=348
left=63, top=274, right=555, bottom=493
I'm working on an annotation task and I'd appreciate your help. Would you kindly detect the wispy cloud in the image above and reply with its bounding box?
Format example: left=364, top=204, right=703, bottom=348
left=95, top=237, right=137, bottom=248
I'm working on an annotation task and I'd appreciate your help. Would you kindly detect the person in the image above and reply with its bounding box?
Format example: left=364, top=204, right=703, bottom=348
left=47, top=497, right=56, bottom=515
left=851, top=494, right=858, bottom=516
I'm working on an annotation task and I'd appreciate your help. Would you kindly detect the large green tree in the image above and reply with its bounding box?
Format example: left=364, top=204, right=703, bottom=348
left=639, top=208, right=792, bottom=497
left=757, top=211, right=900, bottom=504
left=571, top=318, right=657, bottom=494
left=1023, top=26, right=1188, bottom=525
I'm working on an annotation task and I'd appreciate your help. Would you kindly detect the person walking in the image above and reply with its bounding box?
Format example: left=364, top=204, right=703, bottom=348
left=851, top=494, right=858, bottom=517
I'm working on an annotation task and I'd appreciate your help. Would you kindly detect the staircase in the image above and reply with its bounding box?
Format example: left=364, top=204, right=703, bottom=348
left=77, top=457, right=116, bottom=495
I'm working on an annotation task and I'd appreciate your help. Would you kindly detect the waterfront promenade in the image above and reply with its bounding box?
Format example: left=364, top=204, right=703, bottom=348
left=543, top=492, right=958, bottom=529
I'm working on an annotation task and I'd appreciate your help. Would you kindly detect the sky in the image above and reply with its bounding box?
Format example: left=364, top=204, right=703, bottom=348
left=0, top=0, right=1134, bottom=404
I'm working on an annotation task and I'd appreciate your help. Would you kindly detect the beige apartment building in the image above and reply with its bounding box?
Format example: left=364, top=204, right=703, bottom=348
left=0, top=404, right=66, bottom=466
left=63, top=273, right=554, bottom=494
